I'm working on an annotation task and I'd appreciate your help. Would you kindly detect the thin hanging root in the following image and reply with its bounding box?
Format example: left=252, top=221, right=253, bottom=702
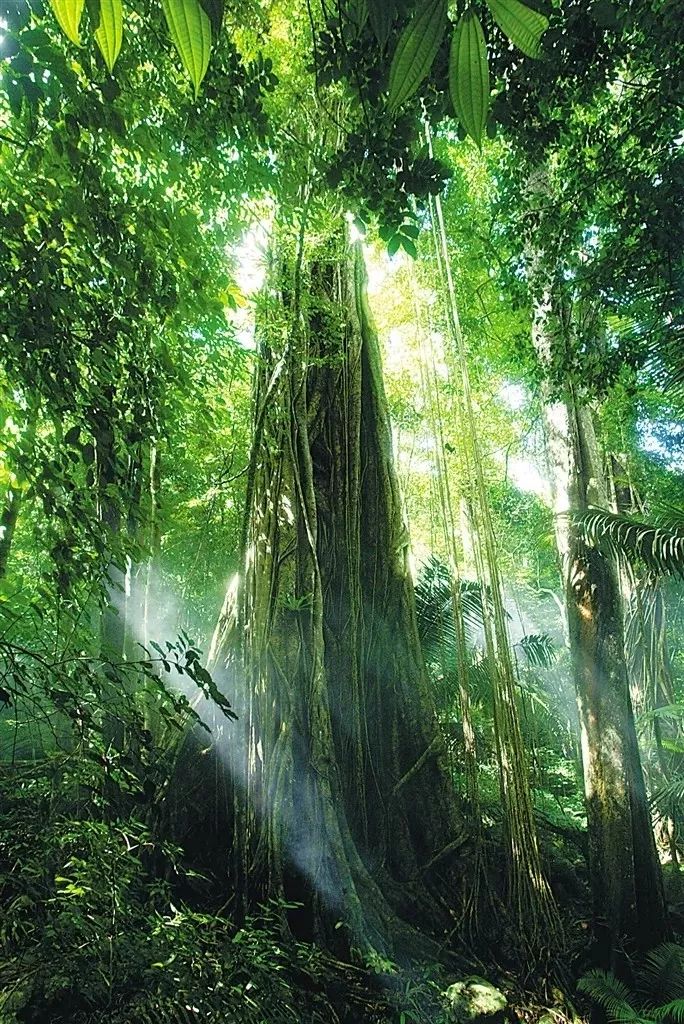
left=411, top=280, right=488, bottom=936
left=391, top=734, right=441, bottom=797
left=419, top=834, right=469, bottom=876
left=418, top=118, right=564, bottom=955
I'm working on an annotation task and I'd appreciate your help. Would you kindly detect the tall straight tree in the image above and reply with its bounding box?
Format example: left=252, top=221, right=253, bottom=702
left=527, top=222, right=668, bottom=970
left=210, top=223, right=464, bottom=951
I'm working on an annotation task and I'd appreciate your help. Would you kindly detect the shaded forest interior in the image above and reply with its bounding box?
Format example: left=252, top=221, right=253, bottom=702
left=1, top=0, right=683, bottom=1021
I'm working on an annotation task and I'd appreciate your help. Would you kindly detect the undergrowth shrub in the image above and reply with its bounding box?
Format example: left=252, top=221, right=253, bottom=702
left=578, top=942, right=684, bottom=1023
left=0, top=766, right=334, bottom=1024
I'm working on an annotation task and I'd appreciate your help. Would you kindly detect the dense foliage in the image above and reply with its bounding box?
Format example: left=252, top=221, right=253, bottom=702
left=1, top=0, right=682, bottom=1020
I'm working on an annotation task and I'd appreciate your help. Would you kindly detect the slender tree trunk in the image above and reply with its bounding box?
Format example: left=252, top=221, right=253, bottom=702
left=96, top=408, right=125, bottom=664
left=414, top=291, right=484, bottom=931
left=0, top=488, right=21, bottom=580
left=610, top=457, right=681, bottom=868
left=533, top=277, right=667, bottom=970
left=210, top=231, right=463, bottom=952
left=93, top=396, right=128, bottom=788
left=0, top=409, right=38, bottom=580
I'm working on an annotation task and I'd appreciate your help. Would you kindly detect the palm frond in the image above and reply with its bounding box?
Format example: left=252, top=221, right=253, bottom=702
left=467, top=656, right=496, bottom=698
left=414, top=556, right=488, bottom=658
left=659, top=737, right=684, bottom=755
left=516, top=632, right=557, bottom=668
left=516, top=676, right=550, bottom=714
left=580, top=945, right=684, bottom=1024
left=576, top=509, right=684, bottom=579
left=624, top=582, right=659, bottom=688
left=577, top=970, right=642, bottom=1023
left=608, top=282, right=684, bottom=398
left=653, top=504, right=684, bottom=532
left=639, top=704, right=684, bottom=727
left=640, top=943, right=684, bottom=1002
left=649, top=774, right=684, bottom=809
left=643, top=312, right=684, bottom=398
left=650, top=1000, right=684, bottom=1023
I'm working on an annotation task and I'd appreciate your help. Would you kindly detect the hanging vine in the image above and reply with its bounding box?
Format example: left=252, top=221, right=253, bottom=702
left=421, top=121, right=563, bottom=956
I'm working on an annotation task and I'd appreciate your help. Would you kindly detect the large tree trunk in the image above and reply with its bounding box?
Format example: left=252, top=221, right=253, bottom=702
left=209, top=233, right=463, bottom=952
left=534, top=280, right=667, bottom=971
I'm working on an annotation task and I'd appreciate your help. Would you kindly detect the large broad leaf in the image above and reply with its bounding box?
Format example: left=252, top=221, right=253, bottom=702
left=388, top=0, right=447, bottom=113
left=368, top=0, right=396, bottom=49
left=88, top=0, right=122, bottom=72
left=486, top=0, right=548, bottom=58
left=49, top=0, right=85, bottom=45
left=161, top=0, right=212, bottom=98
left=449, top=9, right=489, bottom=147
left=198, top=0, right=223, bottom=35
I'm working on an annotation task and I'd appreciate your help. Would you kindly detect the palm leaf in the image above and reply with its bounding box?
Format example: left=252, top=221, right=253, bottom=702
left=639, top=303, right=684, bottom=398
left=605, top=282, right=684, bottom=398
left=414, top=555, right=487, bottom=657
left=650, top=774, right=684, bottom=809
left=516, top=632, right=557, bottom=668
left=580, top=945, right=684, bottom=1024
left=640, top=943, right=684, bottom=1002
left=651, top=1001, right=684, bottom=1023
left=577, top=509, right=684, bottom=579
left=467, top=655, right=495, bottom=697
left=577, top=970, right=643, bottom=1023
left=639, top=704, right=684, bottom=727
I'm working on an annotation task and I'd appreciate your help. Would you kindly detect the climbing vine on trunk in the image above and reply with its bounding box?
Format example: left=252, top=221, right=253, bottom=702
left=210, top=224, right=464, bottom=953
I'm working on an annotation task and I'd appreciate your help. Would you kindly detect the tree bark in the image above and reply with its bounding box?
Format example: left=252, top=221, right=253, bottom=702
left=209, top=232, right=463, bottom=952
left=534, top=282, right=667, bottom=971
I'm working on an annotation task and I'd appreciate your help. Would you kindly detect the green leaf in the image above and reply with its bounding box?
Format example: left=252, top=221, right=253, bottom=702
left=486, top=0, right=548, bottom=58
left=345, top=0, right=368, bottom=36
left=400, top=236, right=417, bottom=258
left=387, top=234, right=402, bottom=257
left=198, top=0, right=223, bottom=36
left=88, top=0, right=122, bottom=72
left=49, top=0, right=85, bottom=45
left=388, top=0, right=447, bottom=113
left=517, top=632, right=556, bottom=668
left=449, top=9, right=489, bottom=147
left=368, top=0, right=395, bottom=49
left=577, top=508, right=684, bottom=579
left=161, top=0, right=212, bottom=99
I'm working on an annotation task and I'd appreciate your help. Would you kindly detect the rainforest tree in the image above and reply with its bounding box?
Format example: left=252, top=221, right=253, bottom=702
left=208, top=222, right=464, bottom=952
left=2, top=0, right=683, bottom=1020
